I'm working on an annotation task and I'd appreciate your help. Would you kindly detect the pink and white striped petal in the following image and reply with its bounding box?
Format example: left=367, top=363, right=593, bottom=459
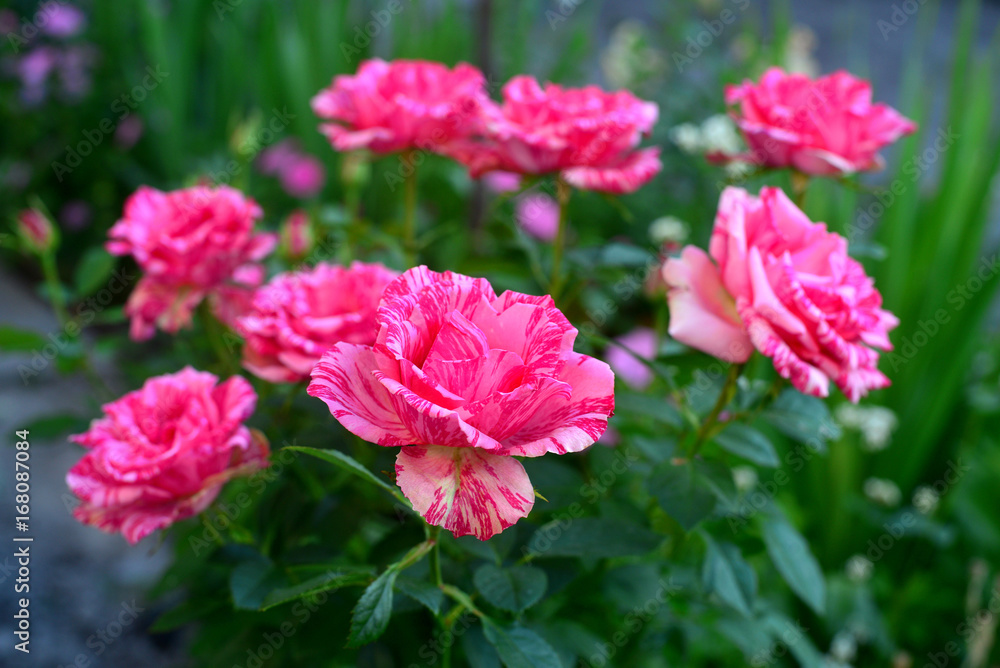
left=395, top=445, right=535, bottom=540
left=308, top=344, right=416, bottom=446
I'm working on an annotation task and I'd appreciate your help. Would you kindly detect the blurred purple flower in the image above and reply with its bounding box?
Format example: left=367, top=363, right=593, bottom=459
left=17, top=46, right=57, bottom=103
left=114, top=114, right=144, bottom=150
left=59, top=200, right=92, bottom=230
left=515, top=193, right=559, bottom=241
left=56, top=44, right=96, bottom=99
left=279, top=156, right=325, bottom=199
left=258, top=140, right=326, bottom=198
left=606, top=327, right=658, bottom=390
left=483, top=171, right=521, bottom=193
left=42, top=5, right=86, bottom=38
left=257, top=139, right=300, bottom=175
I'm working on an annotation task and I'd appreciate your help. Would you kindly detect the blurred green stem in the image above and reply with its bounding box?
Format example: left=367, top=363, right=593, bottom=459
left=403, top=151, right=418, bottom=267
left=549, top=178, right=571, bottom=302
left=428, top=524, right=443, bottom=587
left=199, top=302, right=238, bottom=375
left=790, top=171, right=809, bottom=209
left=40, top=251, right=68, bottom=328
left=691, top=362, right=745, bottom=456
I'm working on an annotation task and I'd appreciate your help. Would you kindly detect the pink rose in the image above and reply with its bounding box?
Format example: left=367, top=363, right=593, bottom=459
left=107, top=185, right=277, bottom=340
left=447, top=75, right=661, bottom=194
left=311, top=59, right=489, bottom=154
left=66, top=368, right=270, bottom=544
left=724, top=68, right=917, bottom=176
left=308, top=266, right=615, bottom=539
left=663, top=187, right=898, bottom=402
left=238, top=261, right=400, bottom=383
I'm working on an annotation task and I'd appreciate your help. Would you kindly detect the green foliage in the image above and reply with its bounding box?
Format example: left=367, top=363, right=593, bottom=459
left=5, top=0, right=1000, bottom=666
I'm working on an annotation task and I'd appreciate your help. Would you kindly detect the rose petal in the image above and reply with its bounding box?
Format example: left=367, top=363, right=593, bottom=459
left=395, top=445, right=535, bottom=540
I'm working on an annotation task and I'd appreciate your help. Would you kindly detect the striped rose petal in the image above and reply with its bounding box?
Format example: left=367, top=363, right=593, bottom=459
left=395, top=445, right=535, bottom=540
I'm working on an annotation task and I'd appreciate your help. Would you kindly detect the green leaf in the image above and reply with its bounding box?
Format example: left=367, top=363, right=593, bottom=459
left=395, top=577, right=444, bottom=616
left=260, top=567, right=374, bottom=611
left=714, top=424, right=780, bottom=467
left=150, top=597, right=226, bottom=632
left=0, top=326, right=47, bottom=352
left=615, top=390, right=684, bottom=428
left=483, top=624, right=562, bottom=668
left=347, top=567, right=398, bottom=648
left=649, top=460, right=717, bottom=530
left=285, top=446, right=397, bottom=495
left=526, top=517, right=660, bottom=559
left=23, top=414, right=90, bottom=440
left=463, top=625, right=501, bottom=668
left=473, top=564, right=548, bottom=613
left=229, top=555, right=287, bottom=610
left=73, top=247, right=117, bottom=297
left=702, top=537, right=756, bottom=617
left=763, top=389, right=840, bottom=449
left=761, top=516, right=826, bottom=615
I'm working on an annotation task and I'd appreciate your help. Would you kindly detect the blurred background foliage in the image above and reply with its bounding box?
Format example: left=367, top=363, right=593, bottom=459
left=3, top=0, right=1000, bottom=666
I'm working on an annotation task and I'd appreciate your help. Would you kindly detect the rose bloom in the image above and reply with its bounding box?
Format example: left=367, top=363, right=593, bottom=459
left=107, top=185, right=277, bottom=340
left=447, top=75, right=661, bottom=194
left=309, top=266, right=615, bottom=539
left=724, top=67, right=917, bottom=176
left=311, top=59, right=489, bottom=154
left=663, top=186, right=898, bottom=402
left=66, top=368, right=270, bottom=544
left=238, top=262, right=399, bottom=383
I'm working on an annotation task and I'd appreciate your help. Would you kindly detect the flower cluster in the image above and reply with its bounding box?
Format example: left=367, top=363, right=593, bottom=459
left=311, top=59, right=662, bottom=194
left=66, top=58, right=912, bottom=549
